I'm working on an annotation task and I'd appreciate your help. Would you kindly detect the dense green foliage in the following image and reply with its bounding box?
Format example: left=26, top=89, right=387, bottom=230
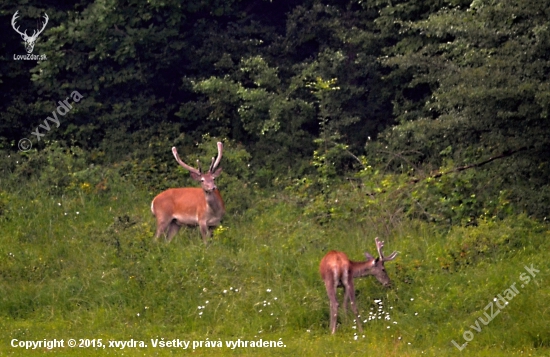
left=2, top=0, right=549, bottom=219
left=1, top=0, right=549, bottom=355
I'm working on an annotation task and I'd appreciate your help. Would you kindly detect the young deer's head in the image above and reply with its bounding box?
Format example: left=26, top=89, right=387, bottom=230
left=360, top=237, right=398, bottom=287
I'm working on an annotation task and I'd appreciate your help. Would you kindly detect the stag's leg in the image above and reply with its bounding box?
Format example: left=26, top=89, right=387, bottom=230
left=324, top=278, right=339, bottom=334
left=165, top=221, right=181, bottom=242
left=154, top=217, right=172, bottom=241
left=199, top=221, right=210, bottom=244
left=344, top=277, right=363, bottom=333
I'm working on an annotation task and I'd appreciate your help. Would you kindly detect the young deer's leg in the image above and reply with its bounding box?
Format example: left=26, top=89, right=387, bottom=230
left=345, top=276, right=363, bottom=333
left=342, top=271, right=349, bottom=315
left=324, top=276, right=339, bottom=334
left=165, top=221, right=181, bottom=242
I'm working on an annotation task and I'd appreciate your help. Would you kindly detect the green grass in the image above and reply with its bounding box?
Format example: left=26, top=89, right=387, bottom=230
left=0, top=174, right=548, bottom=356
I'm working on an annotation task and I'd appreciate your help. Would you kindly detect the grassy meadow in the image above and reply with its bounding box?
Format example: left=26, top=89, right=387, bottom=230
left=0, top=152, right=549, bottom=357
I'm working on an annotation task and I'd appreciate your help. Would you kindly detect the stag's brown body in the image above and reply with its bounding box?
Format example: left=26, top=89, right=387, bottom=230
left=151, top=142, right=225, bottom=244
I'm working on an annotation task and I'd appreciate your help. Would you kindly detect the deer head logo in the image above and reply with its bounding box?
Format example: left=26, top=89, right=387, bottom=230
left=11, top=11, right=49, bottom=54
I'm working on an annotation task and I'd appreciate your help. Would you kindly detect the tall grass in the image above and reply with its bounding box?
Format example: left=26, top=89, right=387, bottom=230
left=0, top=153, right=548, bottom=356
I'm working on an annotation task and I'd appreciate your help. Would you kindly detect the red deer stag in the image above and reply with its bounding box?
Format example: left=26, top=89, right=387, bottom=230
left=151, top=142, right=225, bottom=244
left=319, top=237, right=398, bottom=334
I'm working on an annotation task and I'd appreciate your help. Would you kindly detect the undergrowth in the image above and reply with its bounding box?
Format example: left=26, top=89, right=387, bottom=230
left=0, top=146, right=548, bottom=356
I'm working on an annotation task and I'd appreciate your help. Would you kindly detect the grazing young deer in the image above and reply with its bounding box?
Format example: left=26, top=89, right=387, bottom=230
left=151, top=142, right=225, bottom=244
left=319, top=237, right=398, bottom=334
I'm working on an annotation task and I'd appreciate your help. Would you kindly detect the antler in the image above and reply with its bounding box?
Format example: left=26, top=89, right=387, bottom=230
left=375, top=237, right=398, bottom=262
left=209, top=142, right=223, bottom=172
left=172, top=147, right=201, bottom=175
left=11, top=11, right=49, bottom=39
left=172, top=142, right=223, bottom=175
left=11, top=11, right=27, bottom=38
left=32, top=13, right=49, bottom=39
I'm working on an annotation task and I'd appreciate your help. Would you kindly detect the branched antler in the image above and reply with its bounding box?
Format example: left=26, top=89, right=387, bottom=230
left=375, top=237, right=398, bottom=261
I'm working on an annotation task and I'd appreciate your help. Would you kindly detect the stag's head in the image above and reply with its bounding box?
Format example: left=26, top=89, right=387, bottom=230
left=172, top=142, right=223, bottom=194
left=364, top=237, right=398, bottom=287
left=11, top=11, right=49, bottom=54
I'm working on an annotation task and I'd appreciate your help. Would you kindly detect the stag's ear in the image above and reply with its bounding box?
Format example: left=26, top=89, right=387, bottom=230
left=364, top=252, right=375, bottom=261
left=190, top=172, right=202, bottom=181
left=211, top=167, right=222, bottom=178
